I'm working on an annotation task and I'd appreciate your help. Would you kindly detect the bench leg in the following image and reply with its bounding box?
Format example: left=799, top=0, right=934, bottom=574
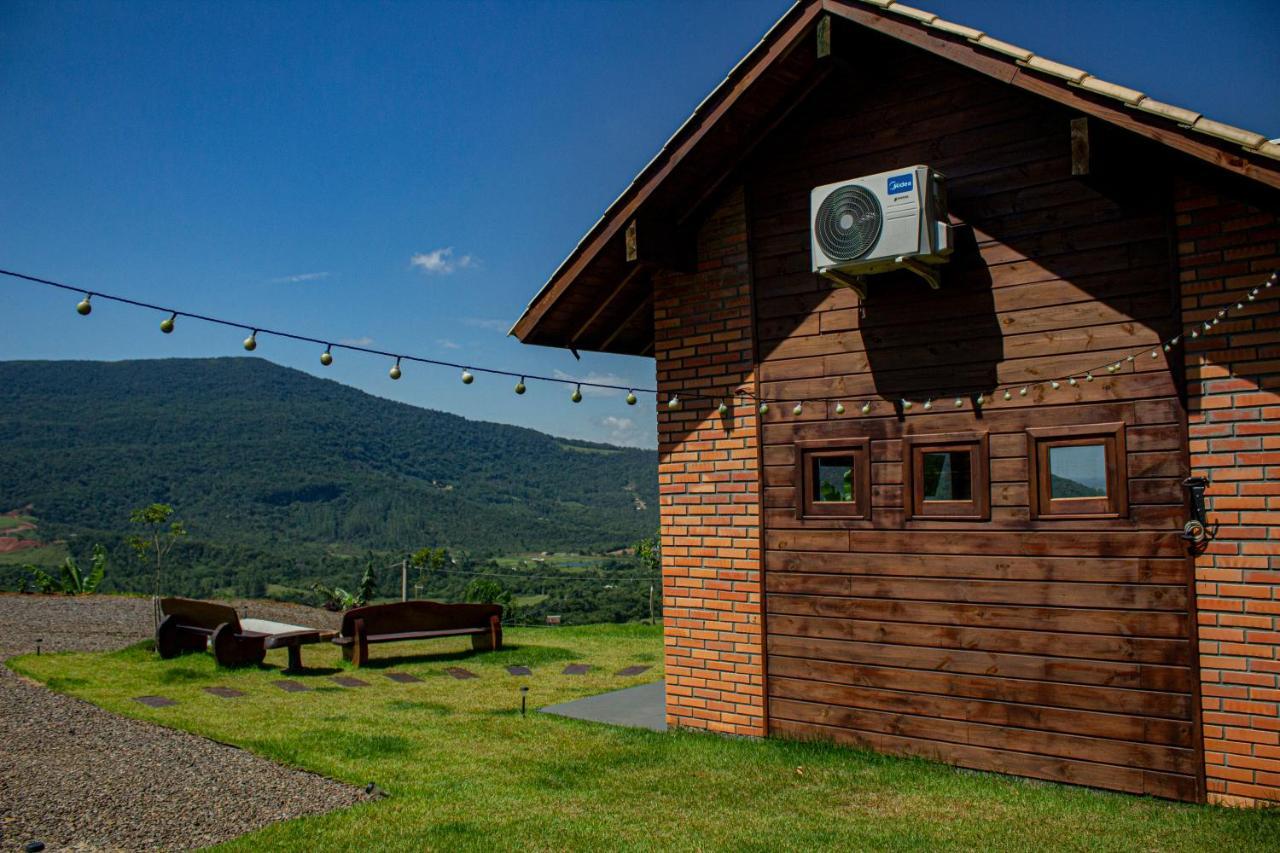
left=286, top=645, right=302, bottom=672
left=351, top=618, right=367, bottom=668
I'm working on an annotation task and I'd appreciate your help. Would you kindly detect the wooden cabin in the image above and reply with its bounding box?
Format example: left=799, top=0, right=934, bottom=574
left=513, top=1, right=1280, bottom=806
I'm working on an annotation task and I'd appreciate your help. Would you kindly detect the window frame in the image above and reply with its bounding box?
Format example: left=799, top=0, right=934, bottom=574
left=903, top=432, right=990, bottom=521
left=1027, top=422, right=1128, bottom=520
left=795, top=437, right=872, bottom=521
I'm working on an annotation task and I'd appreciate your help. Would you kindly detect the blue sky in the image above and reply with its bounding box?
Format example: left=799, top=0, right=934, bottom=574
left=2, top=0, right=1277, bottom=449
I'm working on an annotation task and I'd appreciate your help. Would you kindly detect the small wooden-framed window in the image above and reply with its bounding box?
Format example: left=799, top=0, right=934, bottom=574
left=903, top=432, right=990, bottom=521
left=796, top=437, right=871, bottom=520
left=1027, top=422, right=1127, bottom=519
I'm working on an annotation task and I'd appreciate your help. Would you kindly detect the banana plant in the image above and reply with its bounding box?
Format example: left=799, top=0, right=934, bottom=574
left=31, top=544, right=107, bottom=595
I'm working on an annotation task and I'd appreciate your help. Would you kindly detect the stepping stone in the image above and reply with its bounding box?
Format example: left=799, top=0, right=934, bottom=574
left=204, top=686, right=245, bottom=699
left=331, top=676, right=369, bottom=688
left=273, top=680, right=311, bottom=693
left=616, top=665, right=652, bottom=677
left=562, top=664, right=591, bottom=676
left=445, top=667, right=478, bottom=680
left=506, top=665, right=532, bottom=676
left=385, top=672, right=422, bottom=684
left=134, top=695, right=176, bottom=708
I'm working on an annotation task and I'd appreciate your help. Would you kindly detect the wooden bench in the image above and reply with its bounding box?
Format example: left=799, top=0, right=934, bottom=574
left=155, top=597, right=333, bottom=670
left=332, top=601, right=503, bottom=668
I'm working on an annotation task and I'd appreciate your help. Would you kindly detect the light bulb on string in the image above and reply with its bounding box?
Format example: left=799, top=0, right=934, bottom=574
left=389, top=358, right=402, bottom=380
left=667, top=396, right=679, bottom=410
left=1113, top=362, right=1123, bottom=371
left=793, top=402, right=803, bottom=416
left=626, top=390, right=637, bottom=405
left=243, top=331, right=258, bottom=351
left=1151, top=349, right=1159, bottom=359
left=718, top=401, right=730, bottom=416
left=1050, top=380, right=1060, bottom=390
left=923, top=398, right=933, bottom=410
left=571, top=384, right=583, bottom=403
left=1019, top=386, right=1028, bottom=397
left=1003, top=390, right=1012, bottom=401
left=1237, top=302, right=1244, bottom=310
left=759, top=401, right=769, bottom=415
left=861, top=401, right=872, bottom=415
left=461, top=370, right=474, bottom=385
left=1086, top=372, right=1094, bottom=382
left=835, top=402, right=845, bottom=415
left=954, top=397, right=964, bottom=408
left=902, top=399, right=913, bottom=411
left=1191, top=329, right=1200, bottom=339
left=515, top=377, right=527, bottom=395
left=76, top=294, right=92, bottom=315
left=975, top=394, right=985, bottom=407
left=1068, top=377, right=1077, bottom=387
left=160, top=313, right=176, bottom=334
left=320, top=345, right=333, bottom=366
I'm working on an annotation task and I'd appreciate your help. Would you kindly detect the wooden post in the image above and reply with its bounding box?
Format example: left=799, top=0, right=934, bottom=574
left=1071, top=117, right=1090, bottom=176
left=649, top=583, right=655, bottom=625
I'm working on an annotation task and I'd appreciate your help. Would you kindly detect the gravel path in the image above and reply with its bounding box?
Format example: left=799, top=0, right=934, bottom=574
left=0, top=594, right=362, bottom=851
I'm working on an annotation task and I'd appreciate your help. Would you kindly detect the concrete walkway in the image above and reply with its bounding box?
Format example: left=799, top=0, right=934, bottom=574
left=540, top=681, right=667, bottom=732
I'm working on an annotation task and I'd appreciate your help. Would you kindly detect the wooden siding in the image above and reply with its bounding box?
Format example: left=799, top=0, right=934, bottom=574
left=746, top=33, right=1199, bottom=800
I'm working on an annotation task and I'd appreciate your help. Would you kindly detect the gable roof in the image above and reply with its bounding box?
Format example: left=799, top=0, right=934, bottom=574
left=511, top=0, right=1280, bottom=356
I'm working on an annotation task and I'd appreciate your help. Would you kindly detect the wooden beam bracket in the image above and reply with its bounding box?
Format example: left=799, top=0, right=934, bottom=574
left=624, top=216, right=694, bottom=273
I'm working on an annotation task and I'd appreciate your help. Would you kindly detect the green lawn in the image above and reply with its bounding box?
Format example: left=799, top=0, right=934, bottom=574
left=10, top=625, right=1279, bottom=851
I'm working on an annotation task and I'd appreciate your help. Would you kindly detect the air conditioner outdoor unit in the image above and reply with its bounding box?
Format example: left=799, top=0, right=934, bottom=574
left=810, top=165, right=953, bottom=295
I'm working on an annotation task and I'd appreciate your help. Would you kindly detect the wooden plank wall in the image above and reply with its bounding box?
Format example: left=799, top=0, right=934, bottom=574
left=745, top=31, right=1199, bottom=800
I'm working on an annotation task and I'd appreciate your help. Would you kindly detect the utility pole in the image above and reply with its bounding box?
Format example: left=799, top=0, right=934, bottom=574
left=649, top=583, right=655, bottom=625
left=401, top=558, right=408, bottom=602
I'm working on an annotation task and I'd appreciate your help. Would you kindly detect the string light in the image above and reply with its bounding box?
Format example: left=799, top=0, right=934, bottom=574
left=793, top=402, right=803, bottom=416
left=5, top=266, right=1274, bottom=421
left=571, top=384, right=583, bottom=403
left=715, top=400, right=729, bottom=416
left=759, top=401, right=769, bottom=415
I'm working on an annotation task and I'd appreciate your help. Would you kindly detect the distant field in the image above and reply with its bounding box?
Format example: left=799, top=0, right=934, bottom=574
left=0, top=515, right=35, bottom=531
left=0, top=542, right=68, bottom=567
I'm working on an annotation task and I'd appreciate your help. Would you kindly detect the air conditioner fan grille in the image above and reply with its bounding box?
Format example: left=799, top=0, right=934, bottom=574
left=815, top=185, right=883, bottom=262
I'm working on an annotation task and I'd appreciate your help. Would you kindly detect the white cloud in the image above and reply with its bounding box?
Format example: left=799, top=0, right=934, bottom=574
left=461, top=317, right=508, bottom=332
left=552, top=369, right=628, bottom=397
left=270, top=272, right=331, bottom=283
left=338, top=336, right=374, bottom=347
left=410, top=247, right=475, bottom=275
left=599, top=416, right=649, bottom=447
left=436, top=339, right=461, bottom=350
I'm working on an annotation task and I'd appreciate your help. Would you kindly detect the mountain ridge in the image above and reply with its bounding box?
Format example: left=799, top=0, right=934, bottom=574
left=0, top=357, right=659, bottom=555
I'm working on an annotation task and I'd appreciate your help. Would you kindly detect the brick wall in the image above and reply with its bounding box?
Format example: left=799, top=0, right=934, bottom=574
left=653, top=186, right=766, bottom=736
left=1176, top=174, right=1280, bottom=806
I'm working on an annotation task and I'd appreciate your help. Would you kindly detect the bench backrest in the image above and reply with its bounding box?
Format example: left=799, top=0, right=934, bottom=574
left=159, top=597, right=241, bottom=632
left=338, top=600, right=501, bottom=638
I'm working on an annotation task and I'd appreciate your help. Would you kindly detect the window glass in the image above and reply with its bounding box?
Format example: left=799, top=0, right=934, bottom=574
left=1048, top=444, right=1108, bottom=499
left=922, top=451, right=972, bottom=501
left=812, top=456, right=854, bottom=502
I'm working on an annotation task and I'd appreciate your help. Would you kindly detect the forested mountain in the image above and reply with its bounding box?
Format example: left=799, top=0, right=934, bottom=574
left=0, top=358, right=658, bottom=556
